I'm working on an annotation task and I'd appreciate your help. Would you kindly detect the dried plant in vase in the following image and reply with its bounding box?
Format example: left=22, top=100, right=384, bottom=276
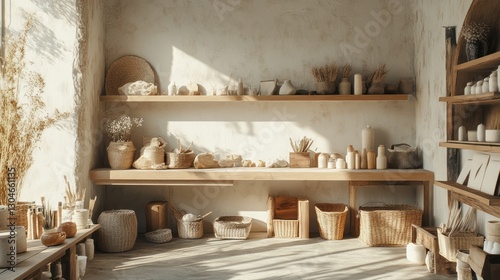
left=368, top=64, right=389, bottom=94
left=312, top=63, right=339, bottom=94
left=339, top=64, right=352, bottom=95
left=166, top=138, right=196, bottom=169
left=102, top=112, right=143, bottom=169
left=0, top=17, right=69, bottom=205
left=461, top=22, right=490, bottom=61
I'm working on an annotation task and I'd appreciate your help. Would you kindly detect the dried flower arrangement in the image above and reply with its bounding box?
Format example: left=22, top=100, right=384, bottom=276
left=0, top=18, right=68, bottom=205
left=311, top=64, right=339, bottom=82
left=289, top=137, right=314, bottom=153
left=341, top=64, right=352, bottom=79
left=461, top=22, right=489, bottom=42
left=172, top=138, right=193, bottom=154
left=370, top=64, right=389, bottom=84
left=103, top=112, right=143, bottom=142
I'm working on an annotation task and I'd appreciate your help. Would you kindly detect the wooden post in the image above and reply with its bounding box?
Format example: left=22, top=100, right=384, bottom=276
left=298, top=199, right=309, bottom=239
left=61, top=245, right=77, bottom=280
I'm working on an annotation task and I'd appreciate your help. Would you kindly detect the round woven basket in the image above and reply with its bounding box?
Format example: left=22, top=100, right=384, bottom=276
left=315, top=203, right=348, bottom=240
left=97, top=210, right=137, bottom=252
left=177, top=220, right=203, bottom=239
left=105, top=55, right=155, bottom=95
left=145, top=228, right=172, bottom=244
left=107, top=141, right=136, bottom=170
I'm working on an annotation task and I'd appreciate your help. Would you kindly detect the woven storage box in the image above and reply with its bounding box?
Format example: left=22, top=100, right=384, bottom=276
left=272, top=219, right=299, bottom=238
left=177, top=220, right=203, bottom=239
left=213, top=216, right=252, bottom=240
left=145, top=228, right=172, bottom=244
left=15, top=202, right=34, bottom=233
left=437, top=228, right=484, bottom=262
left=359, top=205, right=422, bottom=246
left=166, top=152, right=196, bottom=169
left=315, top=203, right=348, bottom=240
left=97, top=209, right=137, bottom=252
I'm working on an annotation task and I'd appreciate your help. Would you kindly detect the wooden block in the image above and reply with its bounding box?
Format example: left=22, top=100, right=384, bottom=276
left=469, top=245, right=500, bottom=280
left=267, top=196, right=274, bottom=238
left=273, top=196, right=298, bottom=220
left=298, top=199, right=309, bottom=239
left=289, top=152, right=313, bottom=168
left=146, top=201, right=168, bottom=232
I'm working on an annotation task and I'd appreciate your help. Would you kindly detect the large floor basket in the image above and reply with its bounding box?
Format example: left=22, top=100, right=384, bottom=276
left=315, top=203, right=348, bottom=240
left=359, top=205, right=422, bottom=246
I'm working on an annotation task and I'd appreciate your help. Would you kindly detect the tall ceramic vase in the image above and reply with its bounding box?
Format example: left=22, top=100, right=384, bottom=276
left=107, top=141, right=136, bottom=169
left=339, top=78, right=351, bottom=95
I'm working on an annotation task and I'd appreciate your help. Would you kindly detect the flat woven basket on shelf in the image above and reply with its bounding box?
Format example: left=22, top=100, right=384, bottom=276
left=358, top=205, right=422, bottom=246
left=97, top=209, right=137, bottom=252
left=145, top=228, right=173, bottom=244
left=213, top=216, right=252, bottom=240
left=315, top=203, right=348, bottom=240
left=166, top=152, right=196, bottom=169
left=272, top=219, right=299, bottom=238
left=437, top=228, right=484, bottom=262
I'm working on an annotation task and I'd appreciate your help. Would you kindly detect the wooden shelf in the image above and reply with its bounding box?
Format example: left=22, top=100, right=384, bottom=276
left=435, top=181, right=500, bottom=206
left=439, top=92, right=500, bottom=105
left=99, top=94, right=411, bottom=103
left=89, top=168, right=433, bottom=186
left=455, top=51, right=500, bottom=72
left=439, top=141, right=500, bottom=153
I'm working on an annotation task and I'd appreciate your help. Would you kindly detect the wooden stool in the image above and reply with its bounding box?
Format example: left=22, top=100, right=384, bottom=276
left=146, top=201, right=168, bottom=232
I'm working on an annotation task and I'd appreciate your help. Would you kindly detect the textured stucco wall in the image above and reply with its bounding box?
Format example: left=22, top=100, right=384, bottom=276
left=5, top=0, right=104, bottom=213
left=103, top=0, right=420, bottom=233
left=413, top=0, right=499, bottom=232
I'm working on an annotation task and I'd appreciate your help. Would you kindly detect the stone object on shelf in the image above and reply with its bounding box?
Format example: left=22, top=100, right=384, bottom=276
left=218, top=154, right=243, bottom=168
left=118, top=80, right=157, bottom=96
left=194, top=153, right=220, bottom=169
left=260, top=80, right=278, bottom=95
left=266, top=159, right=288, bottom=168
left=133, top=137, right=166, bottom=170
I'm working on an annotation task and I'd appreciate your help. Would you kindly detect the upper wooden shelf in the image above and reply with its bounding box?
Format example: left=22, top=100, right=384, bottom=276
left=455, top=50, right=500, bottom=72
left=439, top=141, right=500, bottom=153
left=435, top=181, right=500, bottom=207
left=439, top=92, right=500, bottom=105
left=99, top=94, right=411, bottom=103
left=89, top=168, right=433, bottom=186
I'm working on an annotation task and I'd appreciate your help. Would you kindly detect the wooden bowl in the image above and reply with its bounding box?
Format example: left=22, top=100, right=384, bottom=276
left=41, top=230, right=66, bottom=247
left=58, top=222, right=77, bottom=238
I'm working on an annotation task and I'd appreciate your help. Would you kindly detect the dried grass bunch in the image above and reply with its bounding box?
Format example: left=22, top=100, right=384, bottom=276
left=341, top=64, right=352, bottom=79
left=311, top=64, right=339, bottom=82
left=370, top=64, right=389, bottom=83
left=461, top=22, right=489, bottom=42
left=0, top=18, right=68, bottom=205
left=103, top=112, right=143, bottom=142
left=289, top=137, right=314, bottom=153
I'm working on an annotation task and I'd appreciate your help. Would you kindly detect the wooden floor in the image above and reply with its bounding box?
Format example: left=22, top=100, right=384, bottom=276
left=85, top=233, right=456, bottom=280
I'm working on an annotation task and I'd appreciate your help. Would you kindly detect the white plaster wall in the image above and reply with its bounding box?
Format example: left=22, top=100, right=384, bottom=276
left=103, top=0, right=421, bottom=233
left=413, top=0, right=499, bottom=232
left=4, top=0, right=104, bottom=213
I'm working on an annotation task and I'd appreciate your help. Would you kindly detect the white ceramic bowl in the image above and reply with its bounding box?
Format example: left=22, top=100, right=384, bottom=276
left=485, top=129, right=500, bottom=142
left=467, top=130, right=477, bottom=142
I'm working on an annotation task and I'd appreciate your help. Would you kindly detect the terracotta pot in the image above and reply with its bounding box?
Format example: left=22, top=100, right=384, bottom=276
left=41, top=230, right=66, bottom=247
left=58, top=222, right=77, bottom=238
left=107, top=141, right=136, bottom=169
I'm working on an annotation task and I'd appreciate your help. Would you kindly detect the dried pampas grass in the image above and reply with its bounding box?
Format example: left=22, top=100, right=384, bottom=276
left=0, top=17, right=69, bottom=205
left=311, top=64, right=339, bottom=82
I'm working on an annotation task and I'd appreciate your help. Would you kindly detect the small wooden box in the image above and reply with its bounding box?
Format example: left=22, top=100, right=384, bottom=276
left=469, top=245, right=500, bottom=280
left=411, top=225, right=455, bottom=275
left=146, top=201, right=168, bottom=232
left=289, top=152, right=314, bottom=168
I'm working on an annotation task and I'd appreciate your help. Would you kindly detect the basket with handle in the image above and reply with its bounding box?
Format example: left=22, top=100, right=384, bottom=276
left=358, top=204, right=422, bottom=246
left=168, top=202, right=210, bottom=239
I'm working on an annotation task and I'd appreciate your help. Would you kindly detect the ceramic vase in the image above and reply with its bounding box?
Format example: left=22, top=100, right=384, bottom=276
left=362, top=125, right=375, bottom=152
left=376, top=145, right=387, bottom=170
left=279, top=80, right=296, bottom=95
left=367, top=151, right=376, bottom=169
left=464, top=82, right=472, bottom=95
left=458, top=126, right=467, bottom=141
left=339, top=78, right=351, bottom=95
left=354, top=74, right=363, bottom=95
left=237, top=79, right=244, bottom=96
left=15, top=226, right=27, bottom=254
left=465, top=40, right=488, bottom=61
left=483, top=78, right=489, bottom=93
left=167, top=81, right=176, bottom=96
left=85, top=239, right=95, bottom=261
left=478, top=123, right=486, bottom=142
left=476, top=80, right=483, bottom=94
left=318, top=153, right=328, bottom=168
left=490, top=71, right=498, bottom=92
left=107, top=141, right=136, bottom=169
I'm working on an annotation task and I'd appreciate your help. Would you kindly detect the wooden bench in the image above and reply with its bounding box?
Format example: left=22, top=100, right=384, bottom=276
left=0, top=224, right=100, bottom=280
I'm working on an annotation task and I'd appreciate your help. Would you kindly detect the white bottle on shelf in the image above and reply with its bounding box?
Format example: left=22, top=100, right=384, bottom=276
left=376, top=145, right=387, bottom=170
left=458, top=126, right=467, bottom=141
left=464, top=82, right=473, bottom=95
left=490, top=71, right=498, bottom=92
left=362, top=125, right=375, bottom=153
left=483, top=78, right=489, bottom=93
left=477, top=123, right=486, bottom=142
left=354, top=74, right=363, bottom=95
left=167, top=81, right=177, bottom=96
left=318, top=153, right=328, bottom=168
left=476, top=80, right=483, bottom=94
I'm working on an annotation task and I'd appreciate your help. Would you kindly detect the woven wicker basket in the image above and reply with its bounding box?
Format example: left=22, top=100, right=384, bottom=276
left=145, top=228, right=173, bottom=244
left=315, top=203, right=348, bottom=240
left=177, top=220, right=203, bottom=239
left=107, top=141, right=136, bottom=170
left=272, top=219, right=299, bottom=238
left=105, top=55, right=155, bottom=95
left=166, top=152, right=196, bottom=169
left=358, top=205, right=422, bottom=246
left=213, top=216, right=252, bottom=240
left=97, top=209, right=137, bottom=252
left=437, top=228, right=484, bottom=262
left=15, top=202, right=34, bottom=233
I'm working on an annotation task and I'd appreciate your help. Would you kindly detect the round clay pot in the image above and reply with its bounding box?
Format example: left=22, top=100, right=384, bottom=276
left=58, top=222, right=77, bottom=238
left=41, top=230, right=66, bottom=247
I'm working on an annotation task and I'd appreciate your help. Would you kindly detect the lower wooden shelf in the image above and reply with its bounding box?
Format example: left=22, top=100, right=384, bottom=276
left=435, top=181, right=500, bottom=218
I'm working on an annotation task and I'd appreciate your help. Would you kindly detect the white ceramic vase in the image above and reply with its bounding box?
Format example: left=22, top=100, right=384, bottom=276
left=167, top=81, right=177, bottom=96
left=464, top=82, right=472, bottom=95
left=279, top=80, right=296, bottom=95
left=458, top=126, right=467, bottom=141
left=318, top=153, right=328, bottom=168
left=362, top=125, right=375, bottom=152
left=489, top=71, right=498, bottom=92
left=339, top=78, right=351, bottom=95
left=376, top=145, right=387, bottom=170
left=354, top=74, right=363, bottom=95
left=477, top=123, right=486, bottom=142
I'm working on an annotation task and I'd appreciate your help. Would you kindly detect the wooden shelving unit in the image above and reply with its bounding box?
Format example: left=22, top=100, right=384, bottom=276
left=439, top=92, right=500, bottom=105
left=99, top=94, right=410, bottom=103
left=439, top=141, right=500, bottom=153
